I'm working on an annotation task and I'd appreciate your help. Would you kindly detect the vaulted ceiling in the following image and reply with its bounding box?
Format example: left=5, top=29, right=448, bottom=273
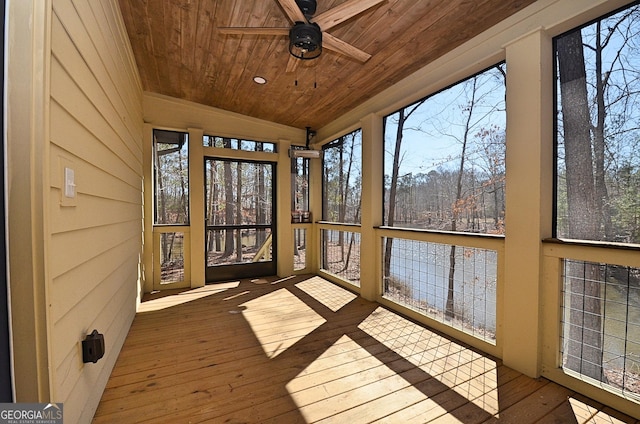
left=118, top=0, right=538, bottom=130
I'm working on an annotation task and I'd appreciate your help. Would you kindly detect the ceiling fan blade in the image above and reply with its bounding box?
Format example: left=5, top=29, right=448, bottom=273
left=313, top=0, right=385, bottom=31
left=218, top=27, right=289, bottom=36
left=276, top=0, right=307, bottom=23
left=323, top=33, right=371, bottom=62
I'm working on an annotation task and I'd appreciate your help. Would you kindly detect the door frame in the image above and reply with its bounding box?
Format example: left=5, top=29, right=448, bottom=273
left=204, top=157, right=277, bottom=283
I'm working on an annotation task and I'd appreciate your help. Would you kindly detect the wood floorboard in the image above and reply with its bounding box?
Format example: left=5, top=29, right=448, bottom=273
left=93, top=275, right=639, bottom=423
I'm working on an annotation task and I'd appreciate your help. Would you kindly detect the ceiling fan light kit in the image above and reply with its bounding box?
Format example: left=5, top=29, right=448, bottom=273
left=218, top=0, right=383, bottom=67
left=289, top=22, right=322, bottom=60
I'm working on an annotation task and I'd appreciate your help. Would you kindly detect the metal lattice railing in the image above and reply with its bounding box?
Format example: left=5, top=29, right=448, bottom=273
left=382, top=237, right=497, bottom=343
left=561, top=259, right=640, bottom=400
left=321, top=229, right=361, bottom=287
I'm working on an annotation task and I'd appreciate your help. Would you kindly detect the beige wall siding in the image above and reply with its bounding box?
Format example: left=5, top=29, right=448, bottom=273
left=48, top=0, right=142, bottom=422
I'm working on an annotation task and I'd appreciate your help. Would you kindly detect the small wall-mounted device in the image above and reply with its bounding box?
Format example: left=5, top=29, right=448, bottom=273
left=289, top=127, right=322, bottom=159
left=290, top=148, right=322, bottom=159
left=82, top=329, right=105, bottom=364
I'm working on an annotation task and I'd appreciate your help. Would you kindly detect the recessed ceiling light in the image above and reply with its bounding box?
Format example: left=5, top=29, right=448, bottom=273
left=253, top=76, right=267, bottom=84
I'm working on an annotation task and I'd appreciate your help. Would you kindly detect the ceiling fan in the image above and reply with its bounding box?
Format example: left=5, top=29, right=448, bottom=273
left=218, top=0, right=385, bottom=72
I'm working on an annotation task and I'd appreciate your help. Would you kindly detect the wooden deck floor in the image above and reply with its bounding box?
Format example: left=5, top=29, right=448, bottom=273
left=93, top=275, right=639, bottom=423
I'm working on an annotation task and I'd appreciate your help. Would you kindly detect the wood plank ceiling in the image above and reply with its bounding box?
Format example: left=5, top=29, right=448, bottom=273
left=118, top=0, right=538, bottom=130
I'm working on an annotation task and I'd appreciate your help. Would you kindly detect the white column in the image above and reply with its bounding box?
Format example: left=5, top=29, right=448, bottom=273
left=277, top=140, right=294, bottom=276
left=359, top=114, right=384, bottom=301
left=502, top=28, right=554, bottom=377
left=188, top=128, right=205, bottom=287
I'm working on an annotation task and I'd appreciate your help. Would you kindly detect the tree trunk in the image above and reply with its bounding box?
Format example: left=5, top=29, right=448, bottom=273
left=593, top=21, right=613, bottom=240
left=206, top=161, right=221, bottom=253
left=154, top=140, right=168, bottom=260
left=256, top=145, right=266, bottom=247
left=383, top=110, right=405, bottom=280
left=236, top=161, right=243, bottom=262
left=215, top=164, right=221, bottom=252
left=383, top=101, right=425, bottom=284
left=301, top=157, right=308, bottom=212
left=177, top=146, right=187, bottom=223
left=446, top=77, right=476, bottom=319
left=340, top=134, right=357, bottom=262
left=339, top=196, right=361, bottom=273
left=557, top=29, right=603, bottom=381
left=222, top=139, right=234, bottom=257
left=338, top=137, right=345, bottom=248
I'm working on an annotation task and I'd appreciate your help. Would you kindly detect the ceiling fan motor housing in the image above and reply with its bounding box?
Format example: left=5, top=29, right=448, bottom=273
left=289, top=22, right=322, bottom=59
left=295, top=0, right=317, bottom=17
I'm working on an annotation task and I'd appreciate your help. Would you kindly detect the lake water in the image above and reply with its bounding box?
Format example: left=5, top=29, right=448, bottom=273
left=386, top=237, right=497, bottom=336
left=600, top=282, right=640, bottom=393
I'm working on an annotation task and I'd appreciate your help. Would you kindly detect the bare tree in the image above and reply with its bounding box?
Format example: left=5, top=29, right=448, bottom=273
left=557, top=28, right=603, bottom=380
left=222, top=138, right=234, bottom=257
left=338, top=136, right=345, bottom=248
left=154, top=135, right=169, bottom=261
left=236, top=162, right=243, bottom=262
left=445, top=76, right=478, bottom=319
left=383, top=100, right=425, bottom=282
left=206, top=160, right=221, bottom=253
left=339, top=133, right=358, bottom=259
left=256, top=144, right=266, bottom=247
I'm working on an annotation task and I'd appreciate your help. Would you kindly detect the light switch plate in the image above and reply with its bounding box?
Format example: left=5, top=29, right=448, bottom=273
left=59, top=157, right=77, bottom=207
left=64, top=167, right=75, bottom=198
